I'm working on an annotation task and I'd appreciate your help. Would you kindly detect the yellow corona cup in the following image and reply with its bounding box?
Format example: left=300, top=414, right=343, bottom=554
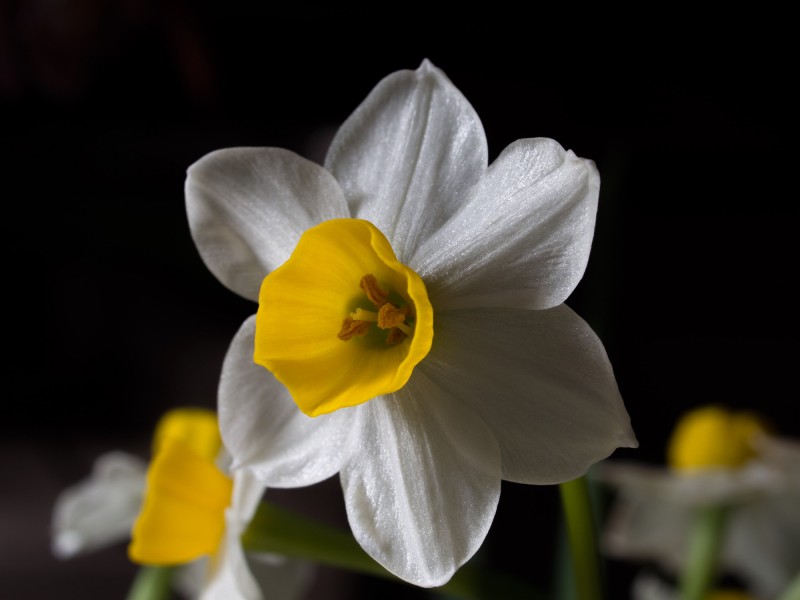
left=667, top=405, right=768, bottom=471
left=255, top=219, right=434, bottom=417
left=129, top=408, right=232, bottom=565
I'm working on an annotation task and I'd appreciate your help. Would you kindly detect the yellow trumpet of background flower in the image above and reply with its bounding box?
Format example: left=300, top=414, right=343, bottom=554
left=129, top=408, right=233, bottom=565
left=667, top=405, right=768, bottom=471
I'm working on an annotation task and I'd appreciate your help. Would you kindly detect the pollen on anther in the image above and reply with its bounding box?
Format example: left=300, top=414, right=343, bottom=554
left=360, top=274, right=388, bottom=307
left=338, top=317, right=371, bottom=341
left=377, top=304, right=410, bottom=330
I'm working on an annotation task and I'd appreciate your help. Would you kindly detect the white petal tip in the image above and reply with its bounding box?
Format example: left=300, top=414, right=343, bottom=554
left=620, top=422, right=640, bottom=449
left=418, top=58, right=436, bottom=72
left=52, top=531, right=83, bottom=559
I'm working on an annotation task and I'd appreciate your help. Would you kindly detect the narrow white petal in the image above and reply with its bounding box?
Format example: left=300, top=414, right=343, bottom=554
left=186, top=148, right=349, bottom=301
left=340, top=379, right=501, bottom=587
left=199, top=470, right=266, bottom=600
left=228, top=468, right=265, bottom=523
left=51, top=451, right=147, bottom=558
left=596, top=461, right=783, bottom=506
left=325, top=59, right=488, bottom=263
left=600, top=481, right=691, bottom=572
left=631, top=573, right=680, bottom=600
left=414, top=138, right=600, bottom=310
left=600, top=462, right=800, bottom=598
left=173, top=559, right=209, bottom=600
left=725, top=490, right=800, bottom=599
left=218, top=316, right=350, bottom=487
left=199, top=518, right=261, bottom=600
left=421, top=305, right=637, bottom=484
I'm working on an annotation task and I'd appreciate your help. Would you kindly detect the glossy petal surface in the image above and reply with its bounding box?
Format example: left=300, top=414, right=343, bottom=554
left=341, top=377, right=500, bottom=586
left=326, top=60, right=487, bottom=263
left=219, top=316, right=350, bottom=487
left=187, top=148, right=348, bottom=301
left=422, top=305, right=636, bottom=484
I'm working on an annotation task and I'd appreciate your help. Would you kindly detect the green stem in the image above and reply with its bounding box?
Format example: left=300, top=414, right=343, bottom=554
left=125, top=566, right=175, bottom=600
left=242, top=501, right=544, bottom=600
left=777, top=571, right=800, bottom=600
left=679, top=505, right=728, bottom=600
left=559, top=476, right=603, bottom=600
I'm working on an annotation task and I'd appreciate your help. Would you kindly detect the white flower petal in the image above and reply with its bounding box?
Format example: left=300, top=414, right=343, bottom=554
left=725, top=490, right=800, bottom=599
left=421, top=305, right=636, bottom=484
left=598, top=459, right=800, bottom=598
left=51, top=451, right=147, bottom=558
left=756, top=434, right=800, bottom=477
left=325, top=59, right=488, bottom=263
left=199, top=469, right=265, bottom=600
left=173, top=558, right=209, bottom=600
left=219, top=316, right=350, bottom=487
left=414, top=138, right=600, bottom=310
left=186, top=148, right=349, bottom=301
left=596, top=460, right=783, bottom=506
left=599, top=476, right=693, bottom=571
left=631, top=573, right=680, bottom=600
left=340, top=378, right=501, bottom=587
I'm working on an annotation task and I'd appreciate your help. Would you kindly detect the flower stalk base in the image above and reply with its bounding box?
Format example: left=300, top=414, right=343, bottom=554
left=242, top=500, right=544, bottom=599
left=125, top=566, right=175, bottom=600
left=680, top=505, right=729, bottom=600
left=559, top=476, right=604, bottom=600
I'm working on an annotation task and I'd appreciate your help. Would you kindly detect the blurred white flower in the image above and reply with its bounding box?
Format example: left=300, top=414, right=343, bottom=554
left=597, top=406, right=800, bottom=600
left=51, top=409, right=312, bottom=600
left=187, top=58, right=637, bottom=586
left=51, top=450, right=147, bottom=559
left=632, top=572, right=758, bottom=600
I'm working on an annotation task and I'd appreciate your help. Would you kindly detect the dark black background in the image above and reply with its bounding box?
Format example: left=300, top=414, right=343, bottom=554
left=2, top=4, right=798, bottom=599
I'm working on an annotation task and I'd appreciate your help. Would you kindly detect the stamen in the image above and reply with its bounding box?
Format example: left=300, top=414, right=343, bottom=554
left=393, top=322, right=412, bottom=336
left=338, top=317, right=371, bottom=340
left=385, top=328, right=408, bottom=345
left=340, top=273, right=414, bottom=345
left=350, top=308, right=378, bottom=322
left=377, top=304, right=410, bottom=330
left=360, top=274, right=389, bottom=306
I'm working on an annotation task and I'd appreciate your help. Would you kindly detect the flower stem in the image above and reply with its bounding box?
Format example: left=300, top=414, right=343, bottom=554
left=559, top=476, right=604, bottom=600
left=242, top=500, right=544, bottom=599
left=679, top=505, right=729, bottom=600
left=777, top=571, right=800, bottom=600
left=125, top=566, right=175, bottom=600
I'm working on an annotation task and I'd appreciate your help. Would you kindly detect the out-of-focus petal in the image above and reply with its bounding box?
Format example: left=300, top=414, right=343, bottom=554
left=219, top=316, right=350, bottom=486
left=596, top=460, right=782, bottom=506
left=325, top=59, right=488, bottom=263
left=598, top=457, right=800, bottom=598
left=421, top=304, right=636, bottom=484
left=246, top=556, right=315, bottom=600
left=725, top=490, right=800, bottom=600
left=199, top=469, right=265, bottom=600
left=128, top=439, right=232, bottom=565
left=51, top=451, right=146, bottom=558
left=414, top=138, right=600, bottom=311
left=599, top=477, right=692, bottom=571
left=340, top=377, right=500, bottom=587
left=631, top=572, right=680, bottom=600
left=186, top=148, right=349, bottom=301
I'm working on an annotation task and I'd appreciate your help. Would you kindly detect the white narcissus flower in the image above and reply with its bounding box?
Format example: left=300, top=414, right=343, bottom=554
left=51, top=409, right=312, bottom=600
left=187, top=59, right=637, bottom=587
left=596, top=407, right=800, bottom=600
